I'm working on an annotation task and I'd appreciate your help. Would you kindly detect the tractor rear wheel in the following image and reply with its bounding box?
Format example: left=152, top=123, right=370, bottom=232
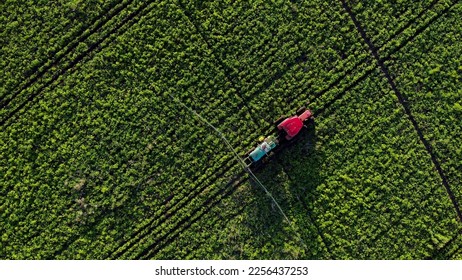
left=296, top=106, right=306, bottom=116
left=244, top=147, right=254, bottom=157
left=304, top=116, right=315, bottom=126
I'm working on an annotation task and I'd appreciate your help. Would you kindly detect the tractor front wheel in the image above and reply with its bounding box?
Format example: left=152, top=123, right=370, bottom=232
left=273, top=115, right=286, bottom=127
left=296, top=106, right=306, bottom=116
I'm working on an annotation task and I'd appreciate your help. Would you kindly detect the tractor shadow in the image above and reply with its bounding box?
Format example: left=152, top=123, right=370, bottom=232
left=243, top=121, right=328, bottom=259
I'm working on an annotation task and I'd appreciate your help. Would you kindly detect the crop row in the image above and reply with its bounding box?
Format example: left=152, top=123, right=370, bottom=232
left=428, top=229, right=462, bottom=259
left=192, top=69, right=460, bottom=259
left=2, top=1, right=197, bottom=258
left=139, top=66, right=456, bottom=259
left=178, top=0, right=455, bottom=133
left=107, top=0, right=378, bottom=258
left=189, top=0, right=462, bottom=257
left=1, top=0, right=309, bottom=259
left=338, top=0, right=462, bottom=253
left=179, top=0, right=369, bottom=120
left=0, top=0, right=122, bottom=101
left=144, top=139, right=336, bottom=259
left=75, top=0, right=400, bottom=260
left=97, top=0, right=382, bottom=258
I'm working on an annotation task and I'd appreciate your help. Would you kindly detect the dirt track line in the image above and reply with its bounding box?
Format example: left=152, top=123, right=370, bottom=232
left=52, top=147, right=236, bottom=258
left=0, top=1, right=156, bottom=128
left=138, top=176, right=246, bottom=259
left=313, top=66, right=376, bottom=118
left=373, top=0, right=441, bottom=52
left=247, top=0, right=443, bottom=106
left=380, top=0, right=459, bottom=62
left=175, top=0, right=261, bottom=125
left=278, top=161, right=333, bottom=258
left=308, top=0, right=447, bottom=107
left=176, top=0, right=445, bottom=134
left=0, top=0, right=132, bottom=108
left=12, top=0, right=450, bottom=258
left=313, top=0, right=462, bottom=247
left=340, top=0, right=462, bottom=223
left=106, top=162, right=239, bottom=259
left=103, top=108, right=267, bottom=258
left=63, top=68, right=364, bottom=259
left=426, top=229, right=462, bottom=259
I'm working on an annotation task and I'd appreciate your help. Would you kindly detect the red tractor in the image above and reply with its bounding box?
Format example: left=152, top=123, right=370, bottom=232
left=275, top=106, right=313, bottom=140
left=243, top=106, right=314, bottom=168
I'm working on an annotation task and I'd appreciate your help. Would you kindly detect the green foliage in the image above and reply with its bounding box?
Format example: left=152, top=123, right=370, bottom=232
left=1, top=0, right=461, bottom=260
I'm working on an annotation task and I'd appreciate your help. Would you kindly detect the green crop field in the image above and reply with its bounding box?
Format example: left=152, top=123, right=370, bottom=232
left=1, top=0, right=461, bottom=259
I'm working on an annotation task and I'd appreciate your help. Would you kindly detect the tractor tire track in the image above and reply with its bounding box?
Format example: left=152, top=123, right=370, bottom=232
left=52, top=102, right=262, bottom=258
left=312, top=66, right=376, bottom=118
left=380, top=0, right=460, bottom=63
left=242, top=0, right=442, bottom=104
left=26, top=0, right=448, bottom=260
left=168, top=203, right=250, bottom=260
left=52, top=154, right=238, bottom=259
left=100, top=107, right=266, bottom=258
left=260, top=0, right=449, bottom=111
left=105, top=162, right=240, bottom=259
left=240, top=0, right=450, bottom=116
left=312, top=85, right=462, bottom=252
left=294, top=67, right=455, bottom=258
left=339, top=0, right=462, bottom=223
left=350, top=0, right=441, bottom=54
left=426, top=228, right=462, bottom=259
left=0, top=0, right=132, bottom=107
left=175, top=0, right=261, bottom=126
left=0, top=0, right=158, bottom=128
left=121, top=171, right=245, bottom=259
left=376, top=0, right=440, bottom=51
left=45, top=99, right=242, bottom=257
left=56, top=59, right=369, bottom=259
left=136, top=174, right=245, bottom=260
left=278, top=161, right=333, bottom=258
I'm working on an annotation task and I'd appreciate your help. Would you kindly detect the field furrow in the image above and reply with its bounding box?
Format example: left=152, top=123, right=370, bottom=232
left=0, top=0, right=160, bottom=126
left=0, top=0, right=133, bottom=107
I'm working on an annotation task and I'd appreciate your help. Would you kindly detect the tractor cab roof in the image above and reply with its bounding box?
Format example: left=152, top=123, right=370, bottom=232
left=277, top=116, right=303, bottom=138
